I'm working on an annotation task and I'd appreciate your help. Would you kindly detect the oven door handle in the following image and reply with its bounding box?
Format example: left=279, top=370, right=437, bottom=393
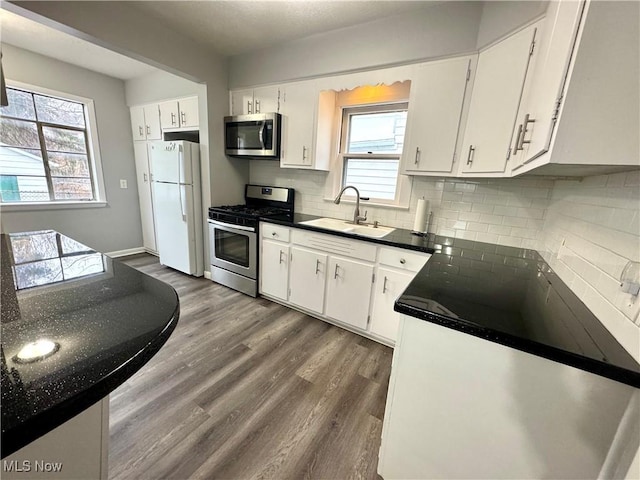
left=208, top=219, right=255, bottom=232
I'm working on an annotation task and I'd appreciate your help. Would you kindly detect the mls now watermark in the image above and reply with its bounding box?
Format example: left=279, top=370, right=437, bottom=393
left=3, top=460, right=64, bottom=473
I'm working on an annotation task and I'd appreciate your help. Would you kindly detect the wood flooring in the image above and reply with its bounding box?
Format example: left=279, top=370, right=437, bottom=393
left=109, top=254, right=392, bottom=480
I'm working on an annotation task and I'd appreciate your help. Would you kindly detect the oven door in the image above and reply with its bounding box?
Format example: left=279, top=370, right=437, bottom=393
left=208, top=220, right=257, bottom=279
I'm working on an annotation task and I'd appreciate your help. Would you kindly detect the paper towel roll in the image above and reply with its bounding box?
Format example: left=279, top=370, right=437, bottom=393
left=412, top=198, right=429, bottom=234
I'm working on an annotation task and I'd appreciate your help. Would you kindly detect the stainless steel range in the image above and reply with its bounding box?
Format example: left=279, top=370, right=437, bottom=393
left=208, top=185, right=294, bottom=297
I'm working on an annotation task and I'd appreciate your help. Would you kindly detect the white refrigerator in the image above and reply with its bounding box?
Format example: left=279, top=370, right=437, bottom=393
left=149, top=140, right=204, bottom=277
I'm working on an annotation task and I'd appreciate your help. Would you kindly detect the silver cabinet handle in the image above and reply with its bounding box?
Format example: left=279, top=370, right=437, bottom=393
left=138, top=126, right=143, bottom=136
left=414, top=147, right=420, bottom=165
left=302, top=146, right=308, bottom=162
left=517, top=114, right=535, bottom=150
left=247, top=100, right=253, bottom=114
left=334, top=264, right=340, bottom=279
left=271, top=231, right=277, bottom=236
left=146, top=125, right=151, bottom=135
left=466, top=145, right=475, bottom=166
left=279, top=250, right=285, bottom=264
left=180, top=111, right=186, bottom=125
left=171, top=112, right=177, bottom=125
left=255, top=99, right=260, bottom=113
left=513, top=124, right=524, bottom=155
left=315, top=259, right=321, bottom=274
left=382, top=276, right=388, bottom=293
left=400, top=258, right=406, bottom=264
left=143, top=173, right=148, bottom=182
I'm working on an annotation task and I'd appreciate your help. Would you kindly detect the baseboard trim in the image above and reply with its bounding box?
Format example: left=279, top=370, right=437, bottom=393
left=105, top=247, right=146, bottom=258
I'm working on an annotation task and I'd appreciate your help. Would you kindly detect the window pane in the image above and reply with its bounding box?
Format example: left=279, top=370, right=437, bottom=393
left=1, top=89, right=36, bottom=120
left=10, top=231, right=59, bottom=263
left=347, top=111, right=407, bottom=154
left=62, top=253, right=104, bottom=279
left=48, top=152, right=90, bottom=177
left=344, top=158, right=399, bottom=200
left=35, top=94, right=85, bottom=128
left=52, top=177, right=93, bottom=200
left=42, top=126, right=87, bottom=153
left=60, top=235, right=93, bottom=255
left=14, top=259, right=63, bottom=289
left=0, top=118, right=41, bottom=148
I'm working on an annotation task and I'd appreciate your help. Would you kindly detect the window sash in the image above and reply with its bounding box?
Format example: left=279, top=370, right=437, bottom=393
left=0, top=88, right=96, bottom=203
left=339, top=103, right=407, bottom=203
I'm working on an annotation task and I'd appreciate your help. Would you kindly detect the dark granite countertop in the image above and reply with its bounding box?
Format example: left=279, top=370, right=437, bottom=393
left=1, top=231, right=179, bottom=458
left=262, top=212, right=437, bottom=254
left=395, top=238, right=640, bottom=388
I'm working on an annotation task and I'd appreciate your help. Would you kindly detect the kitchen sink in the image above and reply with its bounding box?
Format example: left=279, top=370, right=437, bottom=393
left=299, top=217, right=395, bottom=238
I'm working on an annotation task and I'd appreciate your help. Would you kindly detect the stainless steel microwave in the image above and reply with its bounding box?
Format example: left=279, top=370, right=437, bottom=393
left=224, top=113, right=281, bottom=159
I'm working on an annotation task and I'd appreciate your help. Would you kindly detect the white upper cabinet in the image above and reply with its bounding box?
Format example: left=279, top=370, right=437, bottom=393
left=460, top=22, right=541, bottom=175
left=510, top=1, right=585, bottom=170
left=159, top=96, right=199, bottom=130
left=511, top=0, right=639, bottom=176
left=130, top=104, right=161, bottom=141
left=401, top=56, right=474, bottom=176
left=230, top=86, right=281, bottom=115
left=280, top=82, right=333, bottom=170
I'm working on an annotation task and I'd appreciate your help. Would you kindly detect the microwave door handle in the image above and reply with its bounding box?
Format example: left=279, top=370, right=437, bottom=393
left=259, top=121, right=266, bottom=149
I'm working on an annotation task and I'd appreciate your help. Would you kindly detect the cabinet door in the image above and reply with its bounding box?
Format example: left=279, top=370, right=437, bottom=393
left=133, top=142, right=157, bottom=253
left=130, top=106, right=146, bottom=141
left=230, top=89, right=254, bottom=115
left=159, top=101, right=180, bottom=130
left=280, top=82, right=316, bottom=167
left=289, top=246, right=327, bottom=314
left=252, top=86, right=280, bottom=114
left=370, top=267, right=414, bottom=342
left=325, top=256, right=374, bottom=330
left=178, top=97, right=199, bottom=128
left=142, top=104, right=162, bottom=140
left=260, top=239, right=289, bottom=301
left=402, top=56, right=472, bottom=174
left=461, top=24, right=538, bottom=174
left=511, top=2, right=585, bottom=168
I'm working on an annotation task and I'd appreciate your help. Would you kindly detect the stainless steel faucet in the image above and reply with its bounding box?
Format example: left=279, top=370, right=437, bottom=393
left=334, top=185, right=369, bottom=224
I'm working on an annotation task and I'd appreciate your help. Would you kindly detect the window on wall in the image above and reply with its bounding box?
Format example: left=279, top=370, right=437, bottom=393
left=339, top=103, right=408, bottom=203
left=0, top=85, right=103, bottom=204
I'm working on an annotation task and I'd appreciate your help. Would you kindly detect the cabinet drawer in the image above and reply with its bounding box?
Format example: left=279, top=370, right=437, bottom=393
left=291, top=228, right=377, bottom=262
left=261, top=223, right=290, bottom=242
left=378, top=247, right=430, bottom=272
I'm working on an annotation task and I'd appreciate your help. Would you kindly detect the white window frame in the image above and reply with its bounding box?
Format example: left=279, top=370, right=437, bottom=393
left=334, top=101, right=412, bottom=208
left=0, top=80, right=107, bottom=211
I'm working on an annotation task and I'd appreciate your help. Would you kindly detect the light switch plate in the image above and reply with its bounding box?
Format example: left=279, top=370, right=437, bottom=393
left=120, top=179, right=128, bottom=189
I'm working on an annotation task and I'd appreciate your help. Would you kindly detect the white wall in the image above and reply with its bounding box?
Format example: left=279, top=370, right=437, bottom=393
left=0, top=44, right=143, bottom=253
left=476, top=1, right=547, bottom=48
left=125, top=70, right=202, bottom=107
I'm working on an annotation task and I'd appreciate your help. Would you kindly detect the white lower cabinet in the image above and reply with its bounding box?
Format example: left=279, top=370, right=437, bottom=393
left=133, top=142, right=157, bottom=254
left=259, top=223, right=431, bottom=346
left=370, top=267, right=414, bottom=342
left=325, top=256, right=374, bottom=330
left=260, top=239, right=289, bottom=301
left=289, top=246, right=327, bottom=314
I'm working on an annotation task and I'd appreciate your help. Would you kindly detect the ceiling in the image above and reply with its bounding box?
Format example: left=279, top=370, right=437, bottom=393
left=0, top=1, right=440, bottom=81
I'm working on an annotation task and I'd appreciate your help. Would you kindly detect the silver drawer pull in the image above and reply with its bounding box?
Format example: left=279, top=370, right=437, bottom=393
left=400, top=258, right=406, bottom=264
left=382, top=276, right=388, bottom=293
left=315, top=259, right=321, bottom=274
left=334, top=264, right=340, bottom=279
left=272, top=231, right=277, bottom=236
left=279, top=250, right=285, bottom=264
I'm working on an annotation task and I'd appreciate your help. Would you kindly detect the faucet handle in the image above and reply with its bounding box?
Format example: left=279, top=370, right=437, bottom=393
left=362, top=210, right=368, bottom=221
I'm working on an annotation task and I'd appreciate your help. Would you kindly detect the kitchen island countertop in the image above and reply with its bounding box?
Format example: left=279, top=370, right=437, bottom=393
left=1, top=231, right=179, bottom=458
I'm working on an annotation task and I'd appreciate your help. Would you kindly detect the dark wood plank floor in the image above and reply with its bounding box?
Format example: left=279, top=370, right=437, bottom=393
left=109, top=254, right=392, bottom=480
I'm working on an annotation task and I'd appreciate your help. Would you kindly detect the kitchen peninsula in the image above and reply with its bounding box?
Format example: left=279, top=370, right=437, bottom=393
left=1, top=231, right=179, bottom=478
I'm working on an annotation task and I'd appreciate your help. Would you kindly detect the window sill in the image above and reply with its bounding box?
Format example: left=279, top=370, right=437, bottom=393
left=0, top=201, right=108, bottom=212
left=322, top=197, right=409, bottom=210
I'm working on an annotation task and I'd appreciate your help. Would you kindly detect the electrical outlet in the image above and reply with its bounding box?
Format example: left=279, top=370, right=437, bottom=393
left=120, top=179, right=128, bottom=189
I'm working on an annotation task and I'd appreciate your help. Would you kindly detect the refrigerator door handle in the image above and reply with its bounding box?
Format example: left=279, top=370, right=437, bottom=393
left=179, top=185, right=187, bottom=221
left=178, top=144, right=184, bottom=185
